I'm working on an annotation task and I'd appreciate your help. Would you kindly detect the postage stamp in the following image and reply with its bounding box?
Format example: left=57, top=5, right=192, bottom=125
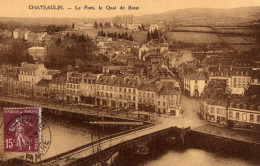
left=4, top=107, right=41, bottom=153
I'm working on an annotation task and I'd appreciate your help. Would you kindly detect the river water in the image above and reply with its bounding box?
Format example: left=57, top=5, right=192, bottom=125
left=0, top=106, right=259, bottom=166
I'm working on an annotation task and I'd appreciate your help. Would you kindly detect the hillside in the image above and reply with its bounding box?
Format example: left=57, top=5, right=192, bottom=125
left=135, top=6, right=260, bottom=26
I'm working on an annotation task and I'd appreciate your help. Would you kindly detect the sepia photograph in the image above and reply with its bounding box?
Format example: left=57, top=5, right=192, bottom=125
left=0, top=0, right=260, bottom=165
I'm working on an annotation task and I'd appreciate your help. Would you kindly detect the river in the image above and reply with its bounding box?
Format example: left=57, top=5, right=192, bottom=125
left=0, top=105, right=259, bottom=166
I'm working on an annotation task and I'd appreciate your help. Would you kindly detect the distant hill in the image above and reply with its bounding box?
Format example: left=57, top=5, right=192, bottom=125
left=135, top=6, right=260, bottom=26
left=0, top=6, right=260, bottom=26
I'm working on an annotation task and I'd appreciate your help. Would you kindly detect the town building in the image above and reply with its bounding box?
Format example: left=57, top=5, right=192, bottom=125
left=156, top=82, right=181, bottom=115
left=95, top=75, right=139, bottom=110
left=127, top=24, right=141, bottom=31
left=35, top=79, right=50, bottom=99
left=24, top=30, right=31, bottom=40
left=183, top=70, right=208, bottom=97
left=13, top=29, right=24, bottom=39
left=80, top=73, right=100, bottom=105
left=149, top=24, right=159, bottom=32
left=200, top=79, right=260, bottom=131
left=18, top=63, right=48, bottom=97
left=49, top=73, right=67, bottom=101
left=66, top=72, right=83, bottom=102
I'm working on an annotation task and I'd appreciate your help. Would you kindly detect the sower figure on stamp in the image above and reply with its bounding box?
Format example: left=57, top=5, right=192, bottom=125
left=9, top=117, right=33, bottom=151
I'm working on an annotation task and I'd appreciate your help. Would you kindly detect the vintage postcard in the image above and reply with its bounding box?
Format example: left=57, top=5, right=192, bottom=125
left=0, top=0, right=260, bottom=166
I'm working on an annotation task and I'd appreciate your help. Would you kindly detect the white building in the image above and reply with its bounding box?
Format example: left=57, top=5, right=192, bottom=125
left=19, top=62, right=48, bottom=89
left=184, top=71, right=208, bottom=97
left=149, top=24, right=159, bottom=32
left=13, top=29, right=24, bottom=39
left=127, top=24, right=141, bottom=31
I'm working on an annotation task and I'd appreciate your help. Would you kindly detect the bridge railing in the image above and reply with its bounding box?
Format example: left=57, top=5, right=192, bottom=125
left=37, top=123, right=155, bottom=165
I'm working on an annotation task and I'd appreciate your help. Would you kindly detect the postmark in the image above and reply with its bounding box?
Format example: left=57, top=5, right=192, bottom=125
left=3, top=107, right=51, bottom=156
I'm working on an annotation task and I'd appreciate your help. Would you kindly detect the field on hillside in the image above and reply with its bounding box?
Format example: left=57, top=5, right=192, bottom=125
left=231, top=44, right=259, bottom=52
left=132, top=31, right=147, bottom=43
left=215, top=27, right=255, bottom=35
left=173, top=26, right=214, bottom=32
left=166, top=32, right=222, bottom=44
left=222, top=37, right=256, bottom=44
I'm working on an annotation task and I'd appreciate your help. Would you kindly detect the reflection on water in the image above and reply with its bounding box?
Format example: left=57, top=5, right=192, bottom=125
left=140, top=149, right=258, bottom=166
left=113, top=146, right=259, bottom=166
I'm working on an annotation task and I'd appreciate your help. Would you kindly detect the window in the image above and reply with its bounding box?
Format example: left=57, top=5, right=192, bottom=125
left=148, top=93, right=150, bottom=97
left=229, top=111, right=233, bottom=119
left=250, top=114, right=254, bottom=122
left=158, top=101, right=160, bottom=106
left=236, top=112, right=239, bottom=120
left=195, top=80, right=198, bottom=84
left=205, top=80, right=208, bottom=84
left=217, top=108, right=221, bottom=114
left=152, top=94, right=154, bottom=98
left=163, top=102, right=165, bottom=106
left=257, top=115, right=260, bottom=123
left=210, top=107, right=215, bottom=114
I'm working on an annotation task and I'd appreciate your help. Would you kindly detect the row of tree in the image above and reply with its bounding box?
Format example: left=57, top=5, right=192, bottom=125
left=97, top=30, right=133, bottom=41
left=46, top=25, right=67, bottom=34
left=94, top=22, right=112, bottom=28
left=45, top=34, right=109, bottom=72
left=0, top=39, right=34, bottom=65
left=146, top=29, right=159, bottom=41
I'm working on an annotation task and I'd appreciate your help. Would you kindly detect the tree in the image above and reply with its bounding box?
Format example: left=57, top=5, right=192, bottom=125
left=100, top=30, right=104, bottom=36
left=154, top=28, right=159, bottom=39
left=94, top=22, right=98, bottom=29
left=98, top=31, right=101, bottom=36
left=129, top=35, right=133, bottom=41
left=99, top=22, right=103, bottom=28
left=55, top=37, right=62, bottom=46
left=141, top=24, right=144, bottom=30
left=124, top=32, right=128, bottom=40
left=72, top=23, right=75, bottom=29
left=147, top=31, right=151, bottom=41
left=113, top=32, right=117, bottom=38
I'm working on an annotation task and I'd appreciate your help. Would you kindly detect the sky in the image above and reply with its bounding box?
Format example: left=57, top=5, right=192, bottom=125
left=0, top=0, right=260, bottom=18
